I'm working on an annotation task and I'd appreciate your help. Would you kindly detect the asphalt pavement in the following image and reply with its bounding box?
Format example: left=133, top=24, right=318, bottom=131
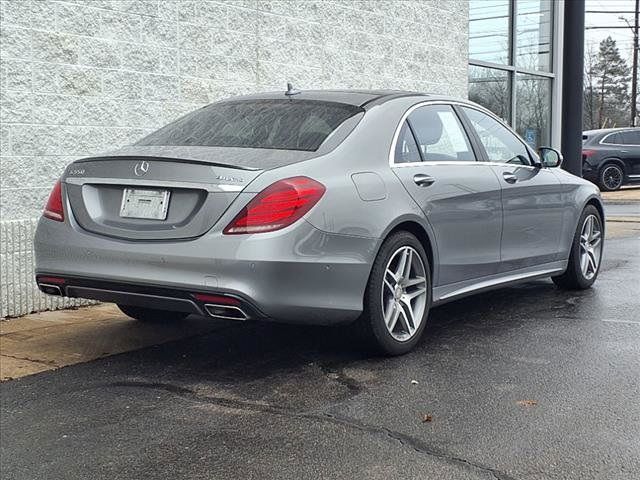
left=2, top=234, right=639, bottom=480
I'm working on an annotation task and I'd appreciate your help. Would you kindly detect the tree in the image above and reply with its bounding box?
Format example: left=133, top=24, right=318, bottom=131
left=583, top=46, right=598, bottom=130
left=585, top=37, right=632, bottom=129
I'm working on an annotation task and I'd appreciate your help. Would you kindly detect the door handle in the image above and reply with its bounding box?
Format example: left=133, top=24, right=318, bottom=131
left=503, top=172, right=518, bottom=184
left=413, top=174, right=435, bottom=187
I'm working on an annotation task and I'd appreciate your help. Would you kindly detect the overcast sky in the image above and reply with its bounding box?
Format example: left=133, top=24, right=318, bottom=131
left=585, top=0, right=637, bottom=66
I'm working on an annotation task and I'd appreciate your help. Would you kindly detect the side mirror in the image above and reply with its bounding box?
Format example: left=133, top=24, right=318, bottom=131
left=537, top=147, right=563, bottom=168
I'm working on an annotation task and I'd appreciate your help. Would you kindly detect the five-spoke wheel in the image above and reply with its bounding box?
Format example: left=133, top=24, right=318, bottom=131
left=579, top=214, right=602, bottom=280
left=357, top=231, right=431, bottom=356
left=382, top=246, right=428, bottom=342
left=553, top=205, right=604, bottom=290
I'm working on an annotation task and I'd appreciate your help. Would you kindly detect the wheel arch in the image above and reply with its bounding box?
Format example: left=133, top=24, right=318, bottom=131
left=585, top=195, right=605, bottom=234
left=377, top=216, right=438, bottom=285
left=599, top=157, right=626, bottom=173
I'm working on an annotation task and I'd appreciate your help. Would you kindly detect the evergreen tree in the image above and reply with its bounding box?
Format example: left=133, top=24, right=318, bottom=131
left=586, top=37, right=631, bottom=128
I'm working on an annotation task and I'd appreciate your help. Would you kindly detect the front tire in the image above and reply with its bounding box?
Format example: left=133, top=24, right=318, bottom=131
left=356, top=231, right=431, bottom=356
left=552, top=205, right=603, bottom=290
left=599, top=163, right=624, bottom=191
left=118, top=304, right=189, bottom=323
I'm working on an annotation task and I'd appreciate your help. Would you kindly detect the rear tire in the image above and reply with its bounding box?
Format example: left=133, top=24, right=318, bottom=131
left=355, top=231, right=431, bottom=356
left=598, top=163, right=624, bottom=191
left=118, top=304, right=189, bottom=323
left=552, top=205, right=603, bottom=290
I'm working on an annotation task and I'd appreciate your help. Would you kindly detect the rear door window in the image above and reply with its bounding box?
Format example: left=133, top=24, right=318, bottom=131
left=620, top=131, right=640, bottom=145
left=602, top=132, right=622, bottom=145
left=135, top=99, right=363, bottom=152
left=407, top=105, right=476, bottom=161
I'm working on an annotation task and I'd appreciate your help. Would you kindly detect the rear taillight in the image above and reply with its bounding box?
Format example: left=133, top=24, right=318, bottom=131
left=582, top=149, right=596, bottom=160
left=223, top=176, right=325, bottom=234
left=43, top=180, right=64, bottom=222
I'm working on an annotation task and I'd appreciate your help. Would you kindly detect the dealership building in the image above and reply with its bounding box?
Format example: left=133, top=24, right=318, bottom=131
left=0, top=0, right=576, bottom=316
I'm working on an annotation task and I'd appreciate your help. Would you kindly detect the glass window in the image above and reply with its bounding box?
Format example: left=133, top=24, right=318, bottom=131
left=515, top=73, right=551, bottom=148
left=136, top=99, right=363, bottom=152
left=516, top=0, right=553, bottom=72
left=469, top=65, right=511, bottom=122
left=602, top=132, right=622, bottom=145
left=394, top=121, right=421, bottom=164
left=469, top=0, right=511, bottom=65
left=408, top=105, right=476, bottom=162
left=620, top=130, right=640, bottom=145
left=463, top=107, right=531, bottom=165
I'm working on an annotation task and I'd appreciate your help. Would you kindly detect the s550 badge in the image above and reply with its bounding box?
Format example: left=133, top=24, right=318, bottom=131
left=67, top=168, right=85, bottom=176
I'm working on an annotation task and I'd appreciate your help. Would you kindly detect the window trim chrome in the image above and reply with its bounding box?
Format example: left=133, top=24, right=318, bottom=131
left=388, top=100, right=534, bottom=168
left=599, top=130, right=640, bottom=147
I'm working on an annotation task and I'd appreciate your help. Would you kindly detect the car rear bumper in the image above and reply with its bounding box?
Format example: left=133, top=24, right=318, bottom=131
left=34, top=216, right=378, bottom=325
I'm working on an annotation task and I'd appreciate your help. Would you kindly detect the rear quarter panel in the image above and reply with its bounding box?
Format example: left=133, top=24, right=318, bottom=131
left=242, top=97, right=442, bottom=281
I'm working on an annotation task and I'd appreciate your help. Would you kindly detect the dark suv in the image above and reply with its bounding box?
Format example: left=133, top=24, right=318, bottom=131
left=582, top=128, right=640, bottom=191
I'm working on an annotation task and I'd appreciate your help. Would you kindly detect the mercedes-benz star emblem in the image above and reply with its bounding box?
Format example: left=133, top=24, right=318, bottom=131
left=134, top=160, right=150, bottom=176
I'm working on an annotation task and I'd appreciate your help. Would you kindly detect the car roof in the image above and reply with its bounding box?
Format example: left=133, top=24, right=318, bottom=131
left=218, top=89, right=463, bottom=108
left=583, top=127, right=640, bottom=136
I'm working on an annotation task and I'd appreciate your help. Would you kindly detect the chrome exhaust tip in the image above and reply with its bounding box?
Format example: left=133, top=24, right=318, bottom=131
left=39, top=283, right=63, bottom=296
left=204, top=303, right=248, bottom=321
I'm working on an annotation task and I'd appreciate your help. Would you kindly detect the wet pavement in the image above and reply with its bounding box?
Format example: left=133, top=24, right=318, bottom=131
left=1, top=234, right=639, bottom=480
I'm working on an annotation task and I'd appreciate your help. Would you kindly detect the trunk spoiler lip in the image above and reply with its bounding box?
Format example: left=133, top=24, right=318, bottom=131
left=71, top=155, right=262, bottom=172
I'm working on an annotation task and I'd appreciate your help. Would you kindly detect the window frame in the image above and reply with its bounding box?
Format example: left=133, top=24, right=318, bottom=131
left=389, top=101, right=483, bottom=167
left=601, top=130, right=640, bottom=147
left=468, top=0, right=556, bottom=145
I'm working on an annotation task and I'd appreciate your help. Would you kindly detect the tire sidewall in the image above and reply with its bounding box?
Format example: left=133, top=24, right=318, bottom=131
left=599, top=163, right=624, bottom=191
left=364, top=232, right=432, bottom=355
left=566, top=205, right=603, bottom=288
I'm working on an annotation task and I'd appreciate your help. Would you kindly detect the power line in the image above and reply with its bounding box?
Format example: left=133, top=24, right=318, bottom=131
left=585, top=26, right=637, bottom=29
left=586, top=10, right=636, bottom=14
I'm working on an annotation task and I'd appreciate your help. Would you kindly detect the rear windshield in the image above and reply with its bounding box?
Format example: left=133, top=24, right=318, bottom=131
left=135, top=99, right=363, bottom=152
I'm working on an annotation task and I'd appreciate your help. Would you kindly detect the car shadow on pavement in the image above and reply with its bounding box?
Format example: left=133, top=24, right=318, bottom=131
left=101, top=277, right=594, bottom=393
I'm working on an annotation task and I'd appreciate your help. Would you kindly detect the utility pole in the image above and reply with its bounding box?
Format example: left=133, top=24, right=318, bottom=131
left=561, top=0, right=585, bottom=176
left=633, top=0, right=639, bottom=126
left=620, top=1, right=639, bottom=126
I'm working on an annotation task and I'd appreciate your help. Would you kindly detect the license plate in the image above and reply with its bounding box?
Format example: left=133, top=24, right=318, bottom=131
left=119, top=188, right=170, bottom=220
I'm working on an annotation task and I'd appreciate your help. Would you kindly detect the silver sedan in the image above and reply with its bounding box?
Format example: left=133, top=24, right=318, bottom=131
left=34, top=89, right=604, bottom=355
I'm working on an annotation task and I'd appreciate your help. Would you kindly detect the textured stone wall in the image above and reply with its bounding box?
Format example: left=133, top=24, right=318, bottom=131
left=0, top=0, right=469, bottom=316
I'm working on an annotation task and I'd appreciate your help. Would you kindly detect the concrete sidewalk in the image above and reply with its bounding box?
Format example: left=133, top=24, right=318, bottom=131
left=601, top=186, right=640, bottom=204
left=0, top=304, right=227, bottom=381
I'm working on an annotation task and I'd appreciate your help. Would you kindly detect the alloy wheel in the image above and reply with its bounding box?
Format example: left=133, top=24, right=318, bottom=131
left=381, top=246, right=428, bottom=342
left=579, top=214, right=602, bottom=280
left=602, top=165, right=623, bottom=190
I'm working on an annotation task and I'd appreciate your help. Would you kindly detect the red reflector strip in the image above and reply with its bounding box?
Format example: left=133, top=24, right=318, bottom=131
left=37, top=276, right=66, bottom=285
left=193, top=293, right=240, bottom=305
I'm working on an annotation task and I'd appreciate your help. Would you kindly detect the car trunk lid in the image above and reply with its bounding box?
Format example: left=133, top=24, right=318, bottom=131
left=63, top=148, right=289, bottom=241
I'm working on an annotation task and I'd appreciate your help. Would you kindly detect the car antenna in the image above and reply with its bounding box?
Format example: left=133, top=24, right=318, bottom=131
left=285, top=82, right=300, bottom=98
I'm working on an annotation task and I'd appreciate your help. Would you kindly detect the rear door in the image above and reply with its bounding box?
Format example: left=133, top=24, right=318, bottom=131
left=391, top=104, right=503, bottom=286
left=460, top=106, right=565, bottom=271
